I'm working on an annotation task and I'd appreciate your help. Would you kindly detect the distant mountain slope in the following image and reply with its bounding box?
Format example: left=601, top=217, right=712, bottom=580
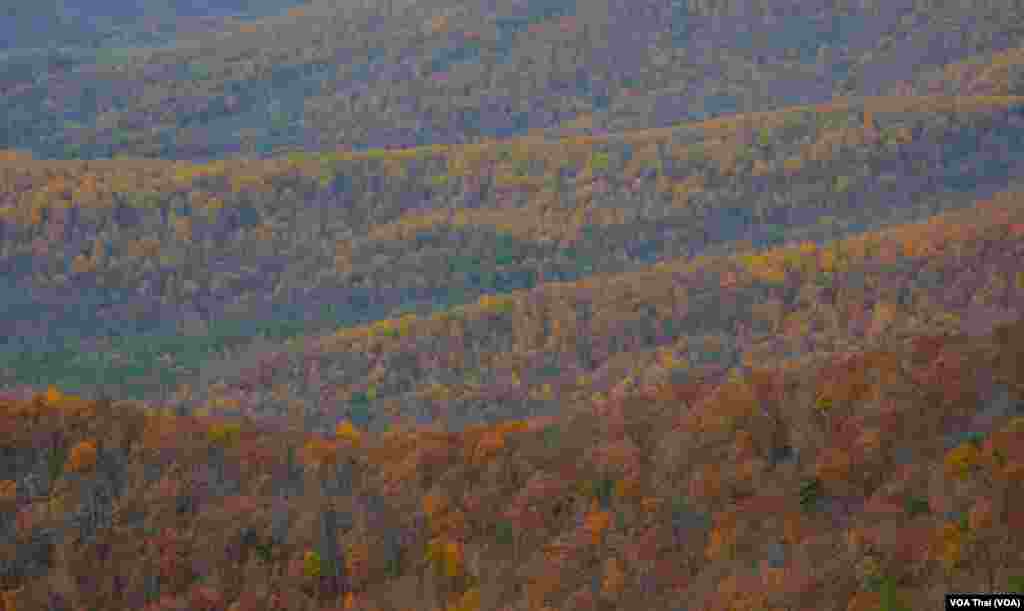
left=2, top=1, right=1024, bottom=433
left=195, top=185, right=1024, bottom=433
left=3, top=91, right=1024, bottom=429
left=0, top=0, right=302, bottom=51
left=3, top=0, right=1024, bottom=160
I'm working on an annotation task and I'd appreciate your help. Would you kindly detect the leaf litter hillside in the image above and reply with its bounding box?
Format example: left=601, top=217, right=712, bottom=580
left=2, top=0, right=1024, bottom=609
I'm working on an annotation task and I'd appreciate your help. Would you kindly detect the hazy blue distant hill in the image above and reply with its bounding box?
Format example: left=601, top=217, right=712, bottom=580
left=1, top=0, right=271, bottom=50
left=3, top=0, right=1023, bottom=160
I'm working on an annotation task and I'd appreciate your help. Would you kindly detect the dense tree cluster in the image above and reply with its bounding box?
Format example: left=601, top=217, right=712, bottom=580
left=3, top=0, right=1024, bottom=159
left=2, top=2, right=1024, bottom=608
left=1, top=97, right=1023, bottom=409
left=1, top=308, right=1023, bottom=609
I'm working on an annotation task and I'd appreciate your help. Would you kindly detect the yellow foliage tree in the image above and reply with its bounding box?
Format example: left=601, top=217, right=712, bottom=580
left=45, top=385, right=63, bottom=405
left=66, top=440, right=98, bottom=473
left=303, top=550, right=322, bottom=578
left=935, top=521, right=965, bottom=572
left=424, top=536, right=464, bottom=579
left=335, top=420, right=363, bottom=447
left=705, top=515, right=737, bottom=562
left=446, top=587, right=481, bottom=611
left=444, top=540, right=464, bottom=578
left=424, top=491, right=450, bottom=523
left=0, top=480, right=16, bottom=503
left=601, top=556, right=627, bottom=598
left=944, top=442, right=982, bottom=481
left=583, top=500, right=612, bottom=545
left=207, top=423, right=242, bottom=448
left=613, top=474, right=643, bottom=501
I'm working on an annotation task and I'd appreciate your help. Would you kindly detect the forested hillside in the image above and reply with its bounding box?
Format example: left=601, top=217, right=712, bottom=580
left=1, top=0, right=1024, bottom=609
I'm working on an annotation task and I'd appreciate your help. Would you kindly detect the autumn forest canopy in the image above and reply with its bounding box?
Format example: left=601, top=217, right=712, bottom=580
left=1, top=0, right=1024, bottom=609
